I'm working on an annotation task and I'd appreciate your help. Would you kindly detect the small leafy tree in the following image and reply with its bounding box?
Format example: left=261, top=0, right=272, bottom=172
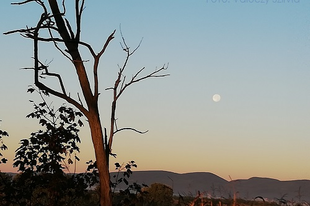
left=85, top=159, right=144, bottom=206
left=110, top=161, right=148, bottom=206
left=111, top=161, right=138, bottom=191
left=0, top=121, right=9, bottom=164
left=14, top=87, right=82, bottom=174
left=7, top=89, right=90, bottom=206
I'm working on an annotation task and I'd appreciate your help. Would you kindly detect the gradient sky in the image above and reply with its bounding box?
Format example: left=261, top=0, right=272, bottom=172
left=0, top=0, right=310, bottom=181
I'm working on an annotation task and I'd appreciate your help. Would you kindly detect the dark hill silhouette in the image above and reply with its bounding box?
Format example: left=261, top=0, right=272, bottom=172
left=111, top=170, right=310, bottom=202
left=4, top=171, right=310, bottom=202
left=121, top=170, right=228, bottom=195
left=232, top=177, right=310, bottom=202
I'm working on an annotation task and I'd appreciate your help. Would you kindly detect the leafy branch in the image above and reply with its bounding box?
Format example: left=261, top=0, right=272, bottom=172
left=0, top=120, right=9, bottom=164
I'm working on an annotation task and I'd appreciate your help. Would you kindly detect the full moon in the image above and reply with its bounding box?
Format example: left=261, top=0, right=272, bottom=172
left=212, top=94, right=221, bottom=102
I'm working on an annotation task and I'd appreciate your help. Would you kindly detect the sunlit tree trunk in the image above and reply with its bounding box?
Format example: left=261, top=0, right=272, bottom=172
left=88, top=109, right=112, bottom=206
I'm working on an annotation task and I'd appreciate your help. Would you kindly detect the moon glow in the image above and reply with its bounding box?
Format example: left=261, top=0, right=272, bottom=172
left=212, top=94, right=221, bottom=102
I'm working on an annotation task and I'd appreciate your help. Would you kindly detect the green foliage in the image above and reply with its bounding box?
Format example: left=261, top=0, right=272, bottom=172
left=112, top=160, right=137, bottom=188
left=0, top=171, right=100, bottom=206
left=0, top=121, right=9, bottom=164
left=0, top=89, right=146, bottom=205
left=85, top=159, right=146, bottom=205
left=13, top=88, right=83, bottom=174
left=0, top=90, right=96, bottom=206
left=111, top=161, right=148, bottom=205
left=84, top=159, right=100, bottom=188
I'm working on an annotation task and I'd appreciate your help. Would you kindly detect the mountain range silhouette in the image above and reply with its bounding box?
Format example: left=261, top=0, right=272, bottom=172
left=111, top=170, right=310, bottom=203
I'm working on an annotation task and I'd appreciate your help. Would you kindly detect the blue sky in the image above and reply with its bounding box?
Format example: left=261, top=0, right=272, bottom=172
left=1, top=0, right=310, bottom=181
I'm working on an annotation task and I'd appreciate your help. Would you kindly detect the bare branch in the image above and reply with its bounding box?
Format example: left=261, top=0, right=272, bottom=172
left=120, top=75, right=126, bottom=92
left=93, top=30, right=116, bottom=98
left=97, top=30, right=116, bottom=59
left=26, top=4, right=88, bottom=116
left=75, top=0, right=80, bottom=40
left=4, top=23, right=58, bottom=36
left=79, top=41, right=96, bottom=57
left=65, top=18, right=75, bottom=39
left=37, top=60, right=67, bottom=95
left=120, top=27, right=143, bottom=56
left=14, top=31, right=96, bottom=59
left=117, top=64, right=169, bottom=99
left=46, top=24, right=73, bottom=61
left=4, top=26, right=36, bottom=35
left=75, top=0, right=85, bottom=41
left=77, top=92, right=84, bottom=107
left=49, top=0, right=73, bottom=44
left=11, top=0, right=37, bottom=5
left=107, top=32, right=169, bottom=153
left=7, top=0, right=97, bottom=116
left=20, top=67, right=36, bottom=70
left=129, top=67, right=145, bottom=84
left=61, top=0, right=66, bottom=16
left=113, top=128, right=148, bottom=135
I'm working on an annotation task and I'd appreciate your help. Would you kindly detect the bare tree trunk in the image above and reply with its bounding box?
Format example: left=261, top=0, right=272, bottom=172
left=88, top=109, right=112, bottom=206
left=47, top=2, right=113, bottom=204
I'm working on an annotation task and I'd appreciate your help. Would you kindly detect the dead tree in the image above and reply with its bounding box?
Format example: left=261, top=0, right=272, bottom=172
left=5, top=0, right=168, bottom=205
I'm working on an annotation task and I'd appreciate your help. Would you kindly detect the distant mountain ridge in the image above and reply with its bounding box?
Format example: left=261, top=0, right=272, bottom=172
left=4, top=170, right=310, bottom=202
left=111, top=170, right=310, bottom=202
